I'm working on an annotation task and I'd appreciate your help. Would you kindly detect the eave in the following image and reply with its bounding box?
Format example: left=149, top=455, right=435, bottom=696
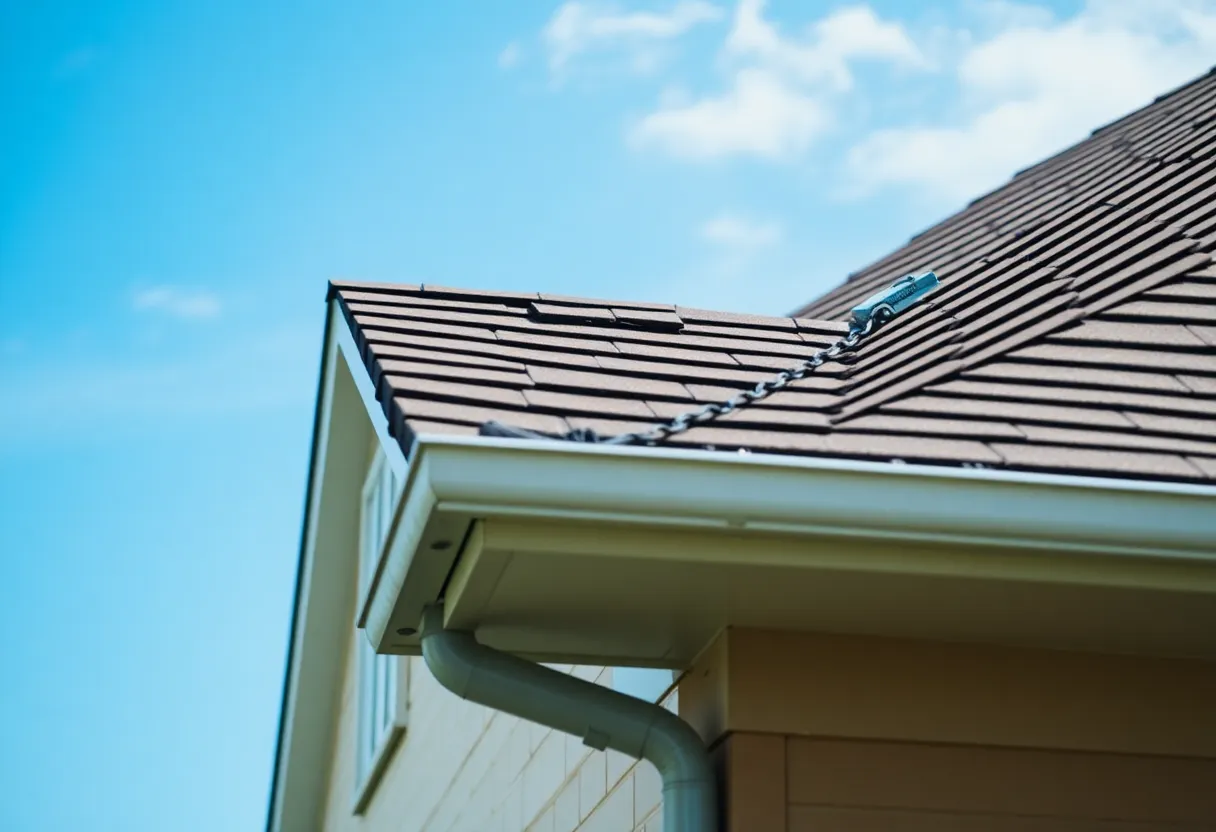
left=363, top=435, right=1216, bottom=666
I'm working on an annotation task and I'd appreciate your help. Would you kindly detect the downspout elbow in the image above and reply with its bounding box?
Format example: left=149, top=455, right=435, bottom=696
left=419, top=605, right=716, bottom=832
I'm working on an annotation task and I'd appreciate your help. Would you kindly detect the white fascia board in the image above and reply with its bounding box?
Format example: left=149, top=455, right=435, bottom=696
left=362, top=434, right=1216, bottom=649
left=267, top=304, right=342, bottom=832
left=416, top=436, right=1216, bottom=556
left=267, top=301, right=408, bottom=832
left=332, top=302, right=409, bottom=480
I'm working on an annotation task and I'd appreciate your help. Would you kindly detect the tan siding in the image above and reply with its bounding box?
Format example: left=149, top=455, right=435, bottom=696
left=787, top=736, right=1216, bottom=827
left=684, top=629, right=1216, bottom=832
left=714, top=729, right=1216, bottom=832
left=787, top=805, right=1212, bottom=832
left=719, top=733, right=785, bottom=832
left=682, top=628, right=1216, bottom=758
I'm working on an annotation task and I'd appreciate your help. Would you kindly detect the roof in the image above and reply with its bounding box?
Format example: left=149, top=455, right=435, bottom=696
left=331, top=68, right=1216, bottom=485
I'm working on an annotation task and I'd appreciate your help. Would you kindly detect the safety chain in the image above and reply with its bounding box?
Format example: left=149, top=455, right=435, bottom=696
left=478, top=272, right=939, bottom=447
left=600, top=316, right=877, bottom=446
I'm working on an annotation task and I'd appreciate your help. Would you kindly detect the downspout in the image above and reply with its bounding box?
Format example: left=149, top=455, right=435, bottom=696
left=419, top=605, right=717, bottom=832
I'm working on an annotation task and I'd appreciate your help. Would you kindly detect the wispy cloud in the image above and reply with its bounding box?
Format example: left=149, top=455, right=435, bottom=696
left=499, top=41, right=523, bottom=69
left=133, top=287, right=222, bottom=320
left=542, top=1, right=724, bottom=74
left=669, top=212, right=787, bottom=313
left=700, top=213, right=782, bottom=248
left=629, top=0, right=923, bottom=161
left=617, top=0, right=1216, bottom=197
left=726, top=0, right=925, bottom=91
left=846, top=0, right=1216, bottom=200
left=630, top=68, right=826, bottom=159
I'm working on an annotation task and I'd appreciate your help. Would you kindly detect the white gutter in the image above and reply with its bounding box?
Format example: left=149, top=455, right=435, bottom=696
left=363, top=435, right=1216, bottom=650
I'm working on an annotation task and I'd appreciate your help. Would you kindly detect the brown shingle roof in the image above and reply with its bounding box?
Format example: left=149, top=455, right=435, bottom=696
left=331, top=68, right=1216, bottom=485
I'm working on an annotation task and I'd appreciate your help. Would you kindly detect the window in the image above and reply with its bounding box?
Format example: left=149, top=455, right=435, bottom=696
left=612, top=667, right=677, bottom=703
left=353, top=450, right=408, bottom=813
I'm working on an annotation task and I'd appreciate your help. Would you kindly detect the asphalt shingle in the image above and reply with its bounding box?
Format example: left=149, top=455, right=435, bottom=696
left=331, top=67, right=1216, bottom=484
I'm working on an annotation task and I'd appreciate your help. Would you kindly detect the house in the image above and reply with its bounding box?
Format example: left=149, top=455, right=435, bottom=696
left=266, top=68, right=1216, bottom=832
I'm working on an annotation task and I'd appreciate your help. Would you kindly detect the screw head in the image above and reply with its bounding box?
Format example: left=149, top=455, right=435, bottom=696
left=396, top=627, right=417, bottom=636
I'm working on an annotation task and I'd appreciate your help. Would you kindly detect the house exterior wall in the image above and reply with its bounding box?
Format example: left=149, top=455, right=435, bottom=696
left=318, top=625, right=670, bottom=832
left=686, top=629, right=1216, bottom=832
left=716, top=730, right=1216, bottom=832
left=313, top=431, right=1216, bottom=831
left=308, top=436, right=673, bottom=832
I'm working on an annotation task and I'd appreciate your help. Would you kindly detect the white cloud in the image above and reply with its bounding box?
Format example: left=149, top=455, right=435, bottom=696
left=629, top=68, right=827, bottom=159
left=630, top=0, right=921, bottom=161
left=847, top=0, right=1216, bottom=200
left=727, top=0, right=925, bottom=91
left=963, top=0, right=1056, bottom=32
left=498, top=41, right=523, bottom=69
left=133, top=287, right=222, bottom=320
left=543, top=1, right=723, bottom=71
left=701, top=213, right=782, bottom=248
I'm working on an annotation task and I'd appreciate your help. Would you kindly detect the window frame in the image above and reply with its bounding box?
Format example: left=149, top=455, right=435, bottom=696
left=351, top=449, right=409, bottom=815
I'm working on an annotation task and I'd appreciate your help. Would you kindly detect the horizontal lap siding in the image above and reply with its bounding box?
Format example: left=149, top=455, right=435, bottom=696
left=783, top=735, right=1216, bottom=832
left=719, top=730, right=1216, bottom=832
left=695, top=632, right=1216, bottom=832
left=787, top=806, right=1211, bottom=831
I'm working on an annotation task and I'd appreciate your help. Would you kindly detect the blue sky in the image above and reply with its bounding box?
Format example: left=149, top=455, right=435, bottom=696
left=2, top=1, right=1213, bottom=829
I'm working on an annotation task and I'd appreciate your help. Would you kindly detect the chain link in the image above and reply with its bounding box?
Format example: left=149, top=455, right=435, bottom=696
left=602, top=316, right=878, bottom=446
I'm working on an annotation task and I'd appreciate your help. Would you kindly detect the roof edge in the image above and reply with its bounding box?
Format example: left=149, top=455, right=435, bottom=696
left=264, top=300, right=335, bottom=832
left=362, top=434, right=1216, bottom=656
left=267, top=299, right=409, bottom=832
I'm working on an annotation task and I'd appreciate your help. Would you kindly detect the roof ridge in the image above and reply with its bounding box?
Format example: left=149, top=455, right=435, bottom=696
left=329, top=278, right=843, bottom=331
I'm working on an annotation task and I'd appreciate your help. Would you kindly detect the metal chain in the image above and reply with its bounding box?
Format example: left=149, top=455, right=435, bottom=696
left=602, top=316, right=878, bottom=446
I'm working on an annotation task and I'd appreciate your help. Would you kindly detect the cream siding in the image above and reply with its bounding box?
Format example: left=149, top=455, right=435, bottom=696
left=319, top=630, right=669, bottom=832
left=322, top=452, right=667, bottom=829
left=314, top=442, right=670, bottom=831
left=318, top=632, right=671, bottom=832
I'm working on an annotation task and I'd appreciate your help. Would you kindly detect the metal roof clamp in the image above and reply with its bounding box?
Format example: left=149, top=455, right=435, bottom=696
left=479, top=272, right=940, bottom=446
left=849, top=271, right=940, bottom=331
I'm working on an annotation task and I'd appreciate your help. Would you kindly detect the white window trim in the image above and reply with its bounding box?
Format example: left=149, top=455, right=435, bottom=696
left=352, top=450, right=409, bottom=815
